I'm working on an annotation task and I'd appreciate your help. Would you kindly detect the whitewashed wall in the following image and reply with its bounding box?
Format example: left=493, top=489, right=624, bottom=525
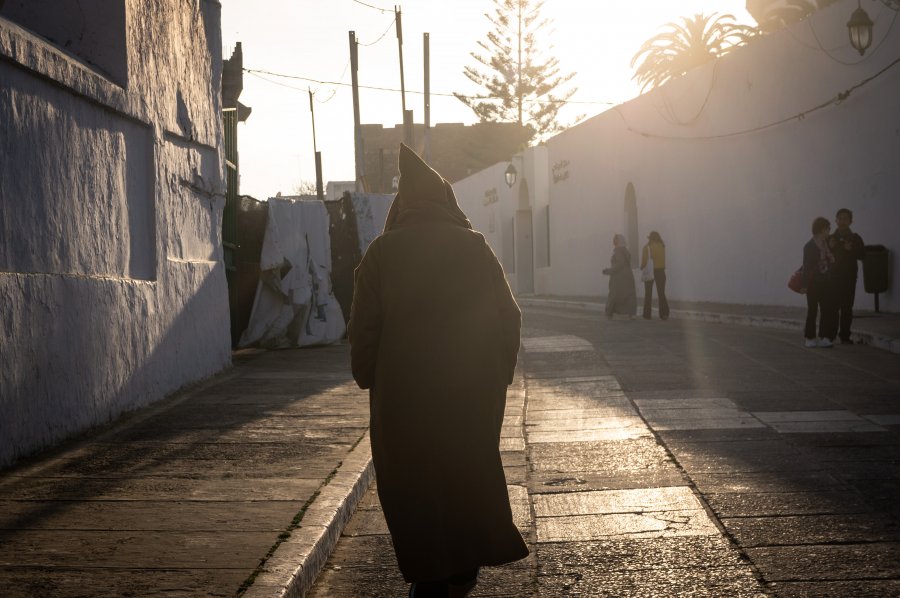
left=0, top=1, right=231, bottom=467
left=454, top=0, right=900, bottom=312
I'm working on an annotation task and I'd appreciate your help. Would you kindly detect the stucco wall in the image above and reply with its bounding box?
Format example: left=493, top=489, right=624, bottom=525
left=454, top=0, right=900, bottom=311
left=0, top=0, right=231, bottom=467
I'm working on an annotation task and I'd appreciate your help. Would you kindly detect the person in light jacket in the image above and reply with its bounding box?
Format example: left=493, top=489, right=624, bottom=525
left=640, top=231, right=669, bottom=320
left=348, top=144, right=528, bottom=598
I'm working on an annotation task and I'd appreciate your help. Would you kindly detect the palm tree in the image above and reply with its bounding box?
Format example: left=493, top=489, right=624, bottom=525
left=631, top=13, right=757, bottom=92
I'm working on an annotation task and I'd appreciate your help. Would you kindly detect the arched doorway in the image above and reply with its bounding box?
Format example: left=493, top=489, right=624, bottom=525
left=625, top=182, right=638, bottom=260
left=515, top=178, right=534, bottom=294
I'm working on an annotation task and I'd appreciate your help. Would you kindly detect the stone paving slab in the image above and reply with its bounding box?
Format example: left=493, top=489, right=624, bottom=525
left=703, top=490, right=871, bottom=517
left=746, top=542, right=900, bottom=581
left=528, top=439, right=674, bottom=474
left=536, top=562, right=764, bottom=598
left=0, top=499, right=303, bottom=531
left=528, top=471, right=689, bottom=495
left=767, top=579, right=900, bottom=597
left=533, top=487, right=702, bottom=518
left=536, top=509, right=720, bottom=542
left=690, top=471, right=847, bottom=494
left=723, top=513, right=900, bottom=547
left=0, top=568, right=250, bottom=598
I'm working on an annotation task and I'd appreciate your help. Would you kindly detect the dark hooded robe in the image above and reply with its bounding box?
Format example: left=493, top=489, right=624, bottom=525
left=348, top=144, right=528, bottom=583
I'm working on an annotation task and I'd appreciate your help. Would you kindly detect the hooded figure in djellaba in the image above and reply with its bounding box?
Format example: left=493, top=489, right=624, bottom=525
left=349, top=145, right=528, bottom=596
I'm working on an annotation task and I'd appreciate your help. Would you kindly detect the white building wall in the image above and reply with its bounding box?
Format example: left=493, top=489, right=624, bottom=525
left=0, top=0, right=231, bottom=467
left=454, top=0, right=900, bottom=311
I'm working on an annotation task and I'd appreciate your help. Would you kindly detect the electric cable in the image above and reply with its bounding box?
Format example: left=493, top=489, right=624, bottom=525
left=614, top=53, right=900, bottom=141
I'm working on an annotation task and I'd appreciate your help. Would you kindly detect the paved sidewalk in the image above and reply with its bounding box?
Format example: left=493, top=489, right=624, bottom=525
left=0, top=345, right=371, bottom=598
left=517, top=295, right=900, bottom=354
left=2, top=297, right=897, bottom=597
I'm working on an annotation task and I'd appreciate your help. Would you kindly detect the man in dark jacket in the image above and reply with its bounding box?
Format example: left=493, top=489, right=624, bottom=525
left=829, top=208, right=865, bottom=344
left=348, top=144, right=528, bottom=597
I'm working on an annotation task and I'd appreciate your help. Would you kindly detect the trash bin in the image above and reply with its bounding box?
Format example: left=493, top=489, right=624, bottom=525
left=863, top=245, right=889, bottom=294
left=863, top=244, right=889, bottom=312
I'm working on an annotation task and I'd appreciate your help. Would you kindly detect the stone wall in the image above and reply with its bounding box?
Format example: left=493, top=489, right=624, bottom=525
left=0, top=0, right=231, bottom=467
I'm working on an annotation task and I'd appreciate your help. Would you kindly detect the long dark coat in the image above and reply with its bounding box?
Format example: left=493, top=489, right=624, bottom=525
left=605, top=245, right=637, bottom=316
left=348, top=145, right=528, bottom=583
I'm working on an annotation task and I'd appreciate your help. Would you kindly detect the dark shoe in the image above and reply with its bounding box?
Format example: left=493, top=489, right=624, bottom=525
left=448, top=568, right=478, bottom=598
left=409, top=581, right=450, bottom=597
left=840, top=338, right=854, bottom=345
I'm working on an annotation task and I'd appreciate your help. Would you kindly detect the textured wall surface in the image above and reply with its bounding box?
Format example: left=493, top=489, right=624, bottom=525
left=455, top=0, right=900, bottom=311
left=0, top=0, right=231, bottom=467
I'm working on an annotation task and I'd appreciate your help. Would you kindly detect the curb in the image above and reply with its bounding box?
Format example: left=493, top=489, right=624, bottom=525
left=244, top=431, right=374, bottom=598
left=517, top=297, right=900, bottom=355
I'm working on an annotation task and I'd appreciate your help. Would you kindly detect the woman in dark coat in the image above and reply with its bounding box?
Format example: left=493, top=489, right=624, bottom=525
left=803, top=216, right=836, bottom=348
left=348, top=144, right=528, bottom=597
left=602, top=234, right=637, bottom=319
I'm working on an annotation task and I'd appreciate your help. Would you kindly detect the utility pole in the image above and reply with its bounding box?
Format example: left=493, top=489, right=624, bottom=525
left=308, top=88, right=324, bottom=200
left=395, top=6, right=413, bottom=148
left=517, top=1, right=523, bottom=127
left=349, top=31, right=365, bottom=192
left=423, top=32, right=431, bottom=163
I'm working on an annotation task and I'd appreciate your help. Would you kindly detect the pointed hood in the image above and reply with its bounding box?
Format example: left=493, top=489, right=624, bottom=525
left=384, top=144, right=472, bottom=232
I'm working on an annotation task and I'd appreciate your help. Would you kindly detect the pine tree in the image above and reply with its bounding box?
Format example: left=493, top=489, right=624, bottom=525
left=455, top=0, right=577, bottom=142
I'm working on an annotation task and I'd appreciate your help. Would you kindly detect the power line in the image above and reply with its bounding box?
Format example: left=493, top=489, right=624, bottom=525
left=616, top=54, right=900, bottom=141
left=243, top=67, right=618, bottom=106
left=350, top=0, right=391, bottom=13
left=359, top=16, right=396, bottom=46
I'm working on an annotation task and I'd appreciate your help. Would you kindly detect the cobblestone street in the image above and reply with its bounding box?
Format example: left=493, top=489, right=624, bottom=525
left=310, top=305, right=900, bottom=597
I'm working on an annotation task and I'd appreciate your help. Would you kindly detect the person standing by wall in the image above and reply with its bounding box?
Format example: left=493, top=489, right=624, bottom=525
left=348, top=144, right=528, bottom=597
left=640, top=231, right=669, bottom=320
left=828, top=208, right=865, bottom=344
left=602, top=234, right=637, bottom=319
left=803, top=217, right=837, bottom=348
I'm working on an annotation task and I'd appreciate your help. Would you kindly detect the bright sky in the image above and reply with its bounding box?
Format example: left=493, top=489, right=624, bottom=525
left=221, top=1, right=754, bottom=199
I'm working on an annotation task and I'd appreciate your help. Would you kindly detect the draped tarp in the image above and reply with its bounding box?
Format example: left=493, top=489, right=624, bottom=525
left=239, top=198, right=345, bottom=348
left=351, top=193, right=393, bottom=256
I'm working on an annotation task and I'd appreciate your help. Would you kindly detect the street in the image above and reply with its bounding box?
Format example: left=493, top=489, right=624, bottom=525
left=309, top=305, right=900, bottom=597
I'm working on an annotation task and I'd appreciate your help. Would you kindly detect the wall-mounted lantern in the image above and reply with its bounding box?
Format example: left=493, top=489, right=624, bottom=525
left=847, top=1, right=874, bottom=56
left=504, top=163, right=517, bottom=188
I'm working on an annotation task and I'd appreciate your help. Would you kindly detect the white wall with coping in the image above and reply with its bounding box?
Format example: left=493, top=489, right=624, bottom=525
left=0, top=0, right=231, bottom=467
left=454, top=0, right=899, bottom=312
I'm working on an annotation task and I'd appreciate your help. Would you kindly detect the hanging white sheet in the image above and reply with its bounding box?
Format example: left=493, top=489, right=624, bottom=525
left=239, top=198, right=345, bottom=348
left=351, top=193, right=393, bottom=255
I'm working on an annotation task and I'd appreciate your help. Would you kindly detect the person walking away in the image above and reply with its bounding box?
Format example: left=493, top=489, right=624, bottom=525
left=602, top=234, right=637, bottom=319
left=348, top=144, right=528, bottom=598
left=640, top=231, right=669, bottom=320
left=828, top=208, right=865, bottom=344
left=803, top=217, right=836, bottom=348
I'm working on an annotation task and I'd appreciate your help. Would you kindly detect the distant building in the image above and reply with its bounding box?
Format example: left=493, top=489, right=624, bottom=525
left=0, top=2, right=231, bottom=466
left=361, top=121, right=531, bottom=193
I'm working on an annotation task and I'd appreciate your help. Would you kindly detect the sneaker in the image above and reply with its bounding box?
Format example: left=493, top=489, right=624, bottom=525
left=840, top=338, right=854, bottom=345
left=818, top=338, right=834, bottom=348
left=804, top=338, right=817, bottom=348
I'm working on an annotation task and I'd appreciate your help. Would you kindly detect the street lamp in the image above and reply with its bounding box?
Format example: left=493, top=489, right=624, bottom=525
left=504, top=162, right=517, bottom=188
left=847, top=1, right=874, bottom=56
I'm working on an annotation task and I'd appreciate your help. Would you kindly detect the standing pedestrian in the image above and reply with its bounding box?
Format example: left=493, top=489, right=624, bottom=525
left=640, top=231, right=670, bottom=320
left=602, top=234, right=637, bottom=319
left=828, top=208, right=865, bottom=344
left=348, top=144, right=528, bottom=598
left=803, top=216, right=836, bottom=348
